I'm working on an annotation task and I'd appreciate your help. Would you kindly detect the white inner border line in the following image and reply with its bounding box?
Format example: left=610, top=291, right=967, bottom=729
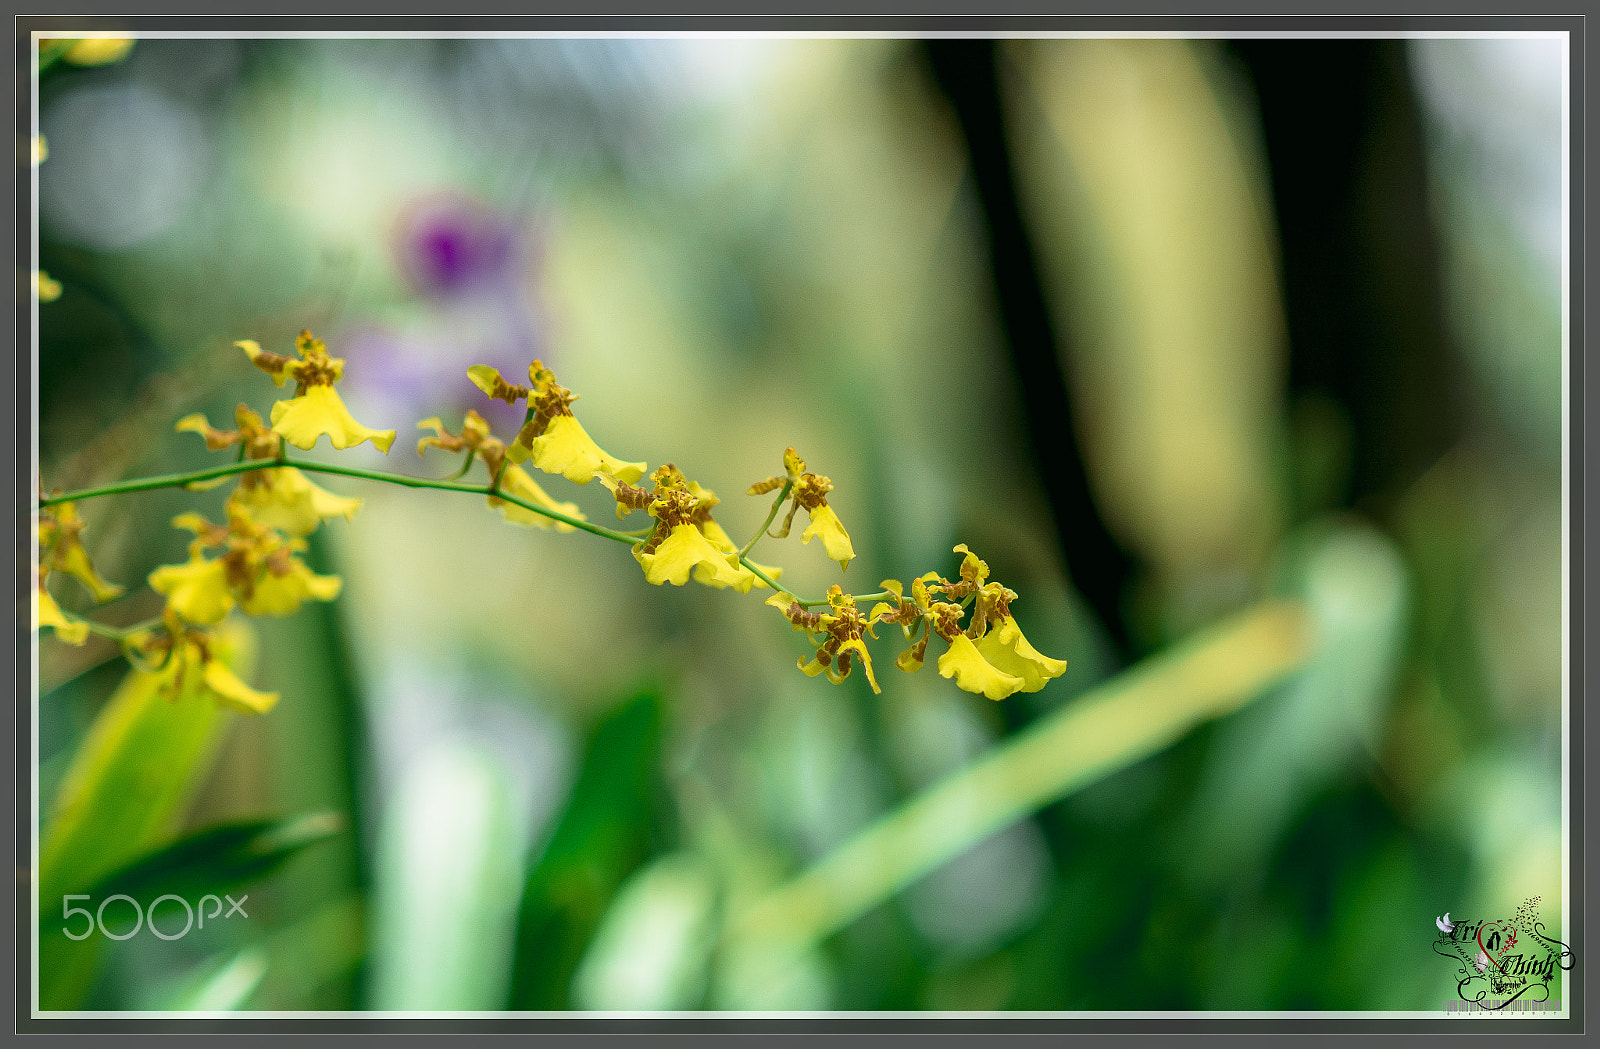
left=25, top=25, right=1574, bottom=1021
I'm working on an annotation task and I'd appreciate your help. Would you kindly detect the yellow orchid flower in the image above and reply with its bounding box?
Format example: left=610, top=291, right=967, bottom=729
left=35, top=574, right=88, bottom=645
left=130, top=620, right=279, bottom=714
left=239, top=331, right=396, bottom=453
left=239, top=553, right=343, bottom=617
left=467, top=361, right=644, bottom=485
left=799, top=503, right=853, bottom=570
left=869, top=545, right=1065, bottom=700
left=416, top=411, right=585, bottom=531
left=149, top=507, right=342, bottom=625
left=231, top=468, right=362, bottom=536
left=200, top=655, right=280, bottom=714
left=974, top=615, right=1068, bottom=694
left=176, top=405, right=363, bottom=534
left=774, top=586, right=881, bottom=693
left=938, top=634, right=1025, bottom=701
left=148, top=554, right=234, bottom=625
left=750, top=447, right=854, bottom=571
left=608, top=465, right=763, bottom=592
left=39, top=502, right=124, bottom=604
left=634, top=523, right=753, bottom=588
left=270, top=385, right=396, bottom=453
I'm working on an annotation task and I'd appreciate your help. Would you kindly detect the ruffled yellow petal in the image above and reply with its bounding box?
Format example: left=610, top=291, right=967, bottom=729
left=699, top=518, right=738, bottom=554
left=634, top=524, right=751, bottom=588
left=231, top=468, right=361, bottom=536
left=974, top=616, right=1067, bottom=694
left=305, top=476, right=363, bottom=523
left=149, top=556, right=235, bottom=625
left=202, top=658, right=279, bottom=715
left=51, top=543, right=125, bottom=604
left=240, top=562, right=343, bottom=618
left=937, top=634, right=1025, bottom=701
left=522, top=414, right=645, bottom=485
left=492, top=464, right=584, bottom=532
left=270, top=384, right=396, bottom=453
left=36, top=587, right=88, bottom=645
left=800, top=503, right=855, bottom=571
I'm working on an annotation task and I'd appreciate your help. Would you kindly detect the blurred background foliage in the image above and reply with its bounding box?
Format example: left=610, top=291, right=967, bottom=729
left=31, top=34, right=1565, bottom=1011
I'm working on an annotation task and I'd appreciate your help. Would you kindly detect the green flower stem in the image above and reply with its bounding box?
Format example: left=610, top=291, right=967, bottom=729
left=739, top=480, right=793, bottom=559
left=80, top=620, right=131, bottom=643
left=800, top=589, right=893, bottom=609
left=77, top=616, right=163, bottom=645
left=448, top=449, right=477, bottom=481
left=42, top=458, right=880, bottom=607
left=737, top=556, right=788, bottom=596
left=722, top=599, right=1312, bottom=953
left=38, top=456, right=643, bottom=547
left=40, top=460, right=271, bottom=504
left=284, top=459, right=641, bottom=545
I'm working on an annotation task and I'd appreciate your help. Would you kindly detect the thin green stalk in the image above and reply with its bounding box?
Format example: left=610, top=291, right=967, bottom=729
left=41, top=455, right=881, bottom=606
left=41, top=460, right=277, bottom=504
left=739, top=480, right=793, bottom=559
left=722, top=599, right=1312, bottom=952
left=794, top=589, right=892, bottom=609
left=447, top=449, right=476, bottom=481
left=738, top=556, right=788, bottom=596
left=77, top=615, right=164, bottom=646
left=80, top=620, right=132, bottom=643
left=38, top=456, right=642, bottom=546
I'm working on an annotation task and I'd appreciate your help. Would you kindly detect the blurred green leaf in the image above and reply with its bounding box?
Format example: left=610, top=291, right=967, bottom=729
left=39, top=811, right=343, bottom=939
left=37, top=626, right=257, bottom=1010
left=571, top=851, right=718, bottom=1010
left=368, top=740, right=528, bottom=1010
left=718, top=599, right=1311, bottom=1006
left=1178, top=517, right=1410, bottom=888
left=507, top=688, right=664, bottom=1009
left=254, top=895, right=367, bottom=1009
left=155, top=949, right=270, bottom=1012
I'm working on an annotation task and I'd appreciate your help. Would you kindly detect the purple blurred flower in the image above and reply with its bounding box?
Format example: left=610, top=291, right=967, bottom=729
left=394, top=192, right=523, bottom=299
left=335, top=192, right=556, bottom=457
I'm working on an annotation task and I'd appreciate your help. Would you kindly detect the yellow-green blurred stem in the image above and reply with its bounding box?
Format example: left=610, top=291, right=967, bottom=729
left=723, top=599, right=1312, bottom=951
left=739, top=479, right=793, bottom=559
